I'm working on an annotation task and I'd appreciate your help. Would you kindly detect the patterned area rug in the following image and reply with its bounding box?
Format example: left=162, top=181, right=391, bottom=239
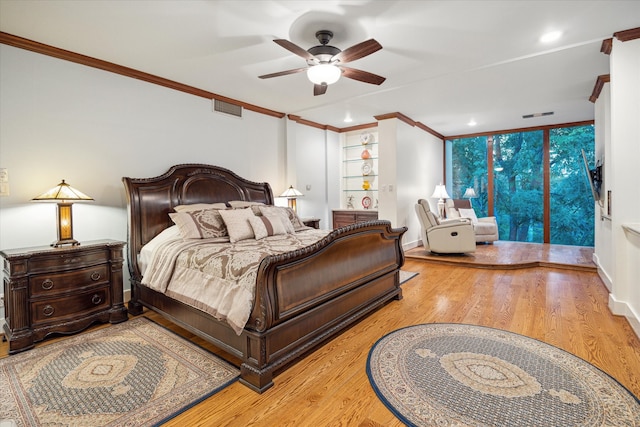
left=0, top=317, right=239, bottom=426
left=367, top=323, right=640, bottom=426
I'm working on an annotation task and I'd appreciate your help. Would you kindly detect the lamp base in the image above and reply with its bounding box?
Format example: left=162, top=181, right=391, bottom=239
left=51, top=238, right=80, bottom=247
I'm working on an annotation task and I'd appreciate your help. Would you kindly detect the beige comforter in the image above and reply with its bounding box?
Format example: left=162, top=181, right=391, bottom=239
left=141, top=229, right=329, bottom=334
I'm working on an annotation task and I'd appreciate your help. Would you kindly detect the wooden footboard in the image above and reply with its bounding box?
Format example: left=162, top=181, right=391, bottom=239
left=123, top=164, right=407, bottom=392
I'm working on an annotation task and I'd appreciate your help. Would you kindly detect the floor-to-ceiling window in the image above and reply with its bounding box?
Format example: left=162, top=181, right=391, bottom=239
left=549, top=125, right=595, bottom=246
left=447, top=123, right=595, bottom=246
left=493, top=130, right=544, bottom=243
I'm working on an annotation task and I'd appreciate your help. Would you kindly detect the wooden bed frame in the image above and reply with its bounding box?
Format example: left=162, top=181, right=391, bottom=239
left=123, top=164, right=407, bottom=392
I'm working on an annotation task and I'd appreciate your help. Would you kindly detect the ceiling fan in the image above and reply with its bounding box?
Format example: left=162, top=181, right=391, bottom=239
left=259, top=30, right=386, bottom=96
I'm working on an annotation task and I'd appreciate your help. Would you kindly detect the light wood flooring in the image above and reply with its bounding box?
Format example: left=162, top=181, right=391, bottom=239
left=2, top=244, right=638, bottom=426
left=406, top=240, right=597, bottom=271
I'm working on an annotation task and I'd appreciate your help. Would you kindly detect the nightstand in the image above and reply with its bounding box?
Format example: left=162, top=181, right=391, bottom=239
left=301, top=217, right=321, bottom=229
left=1, top=239, right=128, bottom=353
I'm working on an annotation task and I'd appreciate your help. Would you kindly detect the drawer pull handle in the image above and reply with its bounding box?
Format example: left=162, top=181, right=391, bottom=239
left=43, top=305, right=55, bottom=317
left=63, top=257, right=81, bottom=264
left=41, top=279, right=54, bottom=290
left=90, top=272, right=101, bottom=281
left=92, top=294, right=102, bottom=305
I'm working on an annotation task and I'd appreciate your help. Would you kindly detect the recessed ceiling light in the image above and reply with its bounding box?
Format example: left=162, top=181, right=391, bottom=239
left=540, top=31, right=562, bottom=43
left=344, top=116, right=353, bottom=123
left=467, top=119, right=477, bottom=126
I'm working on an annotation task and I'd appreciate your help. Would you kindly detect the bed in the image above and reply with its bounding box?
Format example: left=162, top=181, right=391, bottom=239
left=123, top=164, right=407, bottom=392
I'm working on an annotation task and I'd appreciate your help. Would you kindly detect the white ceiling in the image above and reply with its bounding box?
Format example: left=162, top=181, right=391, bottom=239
left=1, top=1, right=639, bottom=136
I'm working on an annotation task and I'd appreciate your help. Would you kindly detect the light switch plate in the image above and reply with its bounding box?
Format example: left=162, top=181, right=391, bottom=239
left=0, top=168, right=8, bottom=182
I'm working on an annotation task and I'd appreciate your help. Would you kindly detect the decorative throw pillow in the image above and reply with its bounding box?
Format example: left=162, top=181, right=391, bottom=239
left=248, top=215, right=287, bottom=240
left=218, top=208, right=256, bottom=242
left=169, top=208, right=228, bottom=239
left=258, top=206, right=295, bottom=233
left=458, top=208, right=479, bottom=224
left=283, top=207, right=308, bottom=231
left=173, top=203, right=228, bottom=212
left=228, top=200, right=265, bottom=209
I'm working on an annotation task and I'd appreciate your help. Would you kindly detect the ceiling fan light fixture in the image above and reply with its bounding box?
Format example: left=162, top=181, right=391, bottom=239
left=307, top=63, right=341, bottom=85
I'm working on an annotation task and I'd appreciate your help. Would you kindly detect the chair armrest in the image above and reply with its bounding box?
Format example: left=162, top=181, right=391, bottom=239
left=478, top=217, right=497, bottom=223
left=439, top=218, right=471, bottom=225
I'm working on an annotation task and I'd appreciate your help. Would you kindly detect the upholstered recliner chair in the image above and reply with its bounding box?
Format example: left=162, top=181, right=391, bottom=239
left=415, top=199, right=476, bottom=254
left=445, top=199, right=499, bottom=243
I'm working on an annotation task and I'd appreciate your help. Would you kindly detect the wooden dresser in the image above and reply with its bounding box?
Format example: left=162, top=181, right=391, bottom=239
left=332, top=209, right=378, bottom=229
left=1, top=239, right=128, bottom=353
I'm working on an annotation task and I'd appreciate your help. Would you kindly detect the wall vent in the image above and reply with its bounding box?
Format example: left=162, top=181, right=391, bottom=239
left=522, top=111, right=554, bottom=119
left=213, top=99, right=243, bottom=117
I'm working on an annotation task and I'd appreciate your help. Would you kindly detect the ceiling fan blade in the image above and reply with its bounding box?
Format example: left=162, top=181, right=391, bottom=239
left=332, top=39, right=382, bottom=63
left=314, top=83, right=328, bottom=96
left=258, top=67, right=308, bottom=79
left=341, top=67, right=386, bottom=85
left=273, top=39, right=317, bottom=62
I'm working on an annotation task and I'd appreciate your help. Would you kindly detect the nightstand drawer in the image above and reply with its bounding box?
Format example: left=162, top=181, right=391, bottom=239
left=31, top=286, right=110, bottom=325
left=28, top=249, right=108, bottom=273
left=30, top=264, right=109, bottom=297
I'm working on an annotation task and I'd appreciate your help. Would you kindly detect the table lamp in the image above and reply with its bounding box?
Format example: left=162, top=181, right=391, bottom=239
left=431, top=183, right=450, bottom=218
left=463, top=187, right=478, bottom=207
left=33, top=179, right=93, bottom=247
left=280, top=185, right=303, bottom=213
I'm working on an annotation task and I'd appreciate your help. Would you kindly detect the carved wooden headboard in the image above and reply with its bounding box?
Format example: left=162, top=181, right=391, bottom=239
left=122, top=164, right=274, bottom=281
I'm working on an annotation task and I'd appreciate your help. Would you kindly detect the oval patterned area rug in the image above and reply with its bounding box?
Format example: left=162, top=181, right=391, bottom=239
left=367, top=323, right=639, bottom=426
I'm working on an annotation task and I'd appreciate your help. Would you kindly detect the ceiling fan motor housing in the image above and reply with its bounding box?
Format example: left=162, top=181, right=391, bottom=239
left=307, top=31, right=341, bottom=64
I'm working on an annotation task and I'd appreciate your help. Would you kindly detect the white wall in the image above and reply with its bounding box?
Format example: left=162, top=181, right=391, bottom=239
left=287, top=122, right=337, bottom=229
left=377, top=118, right=444, bottom=248
left=594, top=84, right=614, bottom=289
left=0, top=44, right=290, bottom=317
left=595, top=37, right=640, bottom=338
left=607, top=37, right=640, bottom=337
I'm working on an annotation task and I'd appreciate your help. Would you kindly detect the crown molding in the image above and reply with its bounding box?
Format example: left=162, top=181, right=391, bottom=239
left=614, top=27, right=640, bottom=42
left=589, top=74, right=610, bottom=103
left=0, top=31, right=286, bottom=120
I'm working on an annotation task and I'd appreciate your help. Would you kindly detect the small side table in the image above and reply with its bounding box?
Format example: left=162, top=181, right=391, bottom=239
left=1, top=239, right=128, bottom=353
left=301, top=217, right=321, bottom=229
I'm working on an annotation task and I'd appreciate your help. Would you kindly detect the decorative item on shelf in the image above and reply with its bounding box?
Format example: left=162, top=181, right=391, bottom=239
left=431, top=183, right=451, bottom=218
left=463, top=187, right=478, bottom=207
left=280, top=185, right=303, bottom=213
left=361, top=162, right=372, bottom=176
left=362, top=180, right=371, bottom=190
left=362, top=196, right=372, bottom=209
left=360, top=132, right=374, bottom=145
left=33, top=179, right=94, bottom=247
left=361, top=149, right=371, bottom=160
left=347, top=195, right=355, bottom=209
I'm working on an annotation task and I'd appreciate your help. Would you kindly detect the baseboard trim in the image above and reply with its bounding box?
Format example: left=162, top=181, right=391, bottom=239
left=608, top=293, right=640, bottom=340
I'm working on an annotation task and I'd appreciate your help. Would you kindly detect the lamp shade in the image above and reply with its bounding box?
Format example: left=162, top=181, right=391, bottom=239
left=430, top=184, right=450, bottom=200
left=307, top=64, right=341, bottom=85
left=463, top=187, right=477, bottom=198
left=33, top=180, right=93, bottom=202
left=33, top=180, right=93, bottom=247
left=280, top=185, right=303, bottom=198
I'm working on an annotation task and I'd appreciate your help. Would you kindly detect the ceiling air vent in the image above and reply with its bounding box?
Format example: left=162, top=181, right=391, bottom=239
left=213, top=99, right=242, bottom=117
left=522, top=111, right=554, bottom=119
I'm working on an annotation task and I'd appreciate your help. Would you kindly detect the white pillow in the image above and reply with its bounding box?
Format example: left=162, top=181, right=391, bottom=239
left=218, top=208, right=256, bottom=242
left=458, top=208, right=478, bottom=224
left=248, top=215, right=287, bottom=240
